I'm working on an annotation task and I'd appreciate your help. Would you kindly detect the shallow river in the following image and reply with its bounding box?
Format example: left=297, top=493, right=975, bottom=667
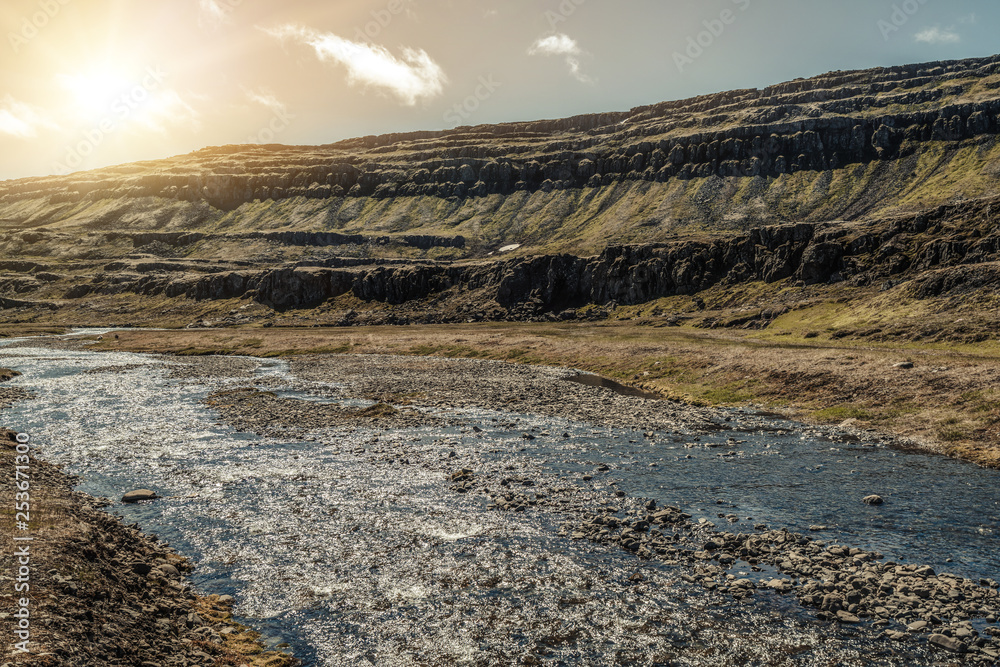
left=1, top=334, right=998, bottom=665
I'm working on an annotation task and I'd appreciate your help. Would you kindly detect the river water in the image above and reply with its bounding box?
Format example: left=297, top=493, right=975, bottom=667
left=1, top=334, right=998, bottom=665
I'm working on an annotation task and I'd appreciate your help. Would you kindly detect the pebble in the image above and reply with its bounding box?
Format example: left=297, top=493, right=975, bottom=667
left=548, top=496, right=1000, bottom=661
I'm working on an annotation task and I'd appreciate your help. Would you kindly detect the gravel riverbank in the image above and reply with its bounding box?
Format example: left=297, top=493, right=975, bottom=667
left=0, top=425, right=298, bottom=666
left=198, top=352, right=1000, bottom=664
left=4, top=345, right=1000, bottom=664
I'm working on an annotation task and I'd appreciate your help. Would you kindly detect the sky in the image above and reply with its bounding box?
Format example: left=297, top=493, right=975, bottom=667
left=0, top=0, right=996, bottom=181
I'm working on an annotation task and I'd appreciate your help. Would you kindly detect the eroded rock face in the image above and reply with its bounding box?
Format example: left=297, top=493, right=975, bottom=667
left=31, top=194, right=997, bottom=319
left=2, top=55, right=1000, bottom=216
left=4, top=58, right=1000, bottom=324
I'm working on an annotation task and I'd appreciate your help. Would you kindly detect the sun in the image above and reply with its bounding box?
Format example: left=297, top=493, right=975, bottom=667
left=58, top=67, right=132, bottom=118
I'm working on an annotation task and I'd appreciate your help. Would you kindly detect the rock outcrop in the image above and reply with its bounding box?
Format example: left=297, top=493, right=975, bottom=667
left=3, top=54, right=1000, bottom=330
left=2, top=54, right=1000, bottom=241
left=44, top=195, right=995, bottom=318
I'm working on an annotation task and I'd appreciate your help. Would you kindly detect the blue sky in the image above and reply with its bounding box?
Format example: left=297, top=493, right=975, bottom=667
left=0, top=0, right=997, bottom=179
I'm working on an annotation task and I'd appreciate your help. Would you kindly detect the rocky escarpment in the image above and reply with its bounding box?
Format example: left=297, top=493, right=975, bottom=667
left=2, top=54, right=1000, bottom=332
left=2, top=54, right=1000, bottom=257
left=45, top=196, right=998, bottom=321
left=99, top=231, right=465, bottom=250
left=2, top=56, right=1000, bottom=211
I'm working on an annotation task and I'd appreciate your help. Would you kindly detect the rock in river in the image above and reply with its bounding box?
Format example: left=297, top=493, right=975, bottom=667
left=122, top=489, right=159, bottom=503
left=928, top=633, right=968, bottom=653
left=862, top=494, right=884, bottom=506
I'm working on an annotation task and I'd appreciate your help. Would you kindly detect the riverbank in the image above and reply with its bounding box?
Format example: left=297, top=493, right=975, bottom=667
left=0, top=427, right=297, bottom=667
left=172, top=354, right=1000, bottom=662
left=71, top=322, right=1000, bottom=469
left=2, top=342, right=1000, bottom=663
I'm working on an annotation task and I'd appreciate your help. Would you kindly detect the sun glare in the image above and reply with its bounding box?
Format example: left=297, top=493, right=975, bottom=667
left=59, top=68, right=132, bottom=118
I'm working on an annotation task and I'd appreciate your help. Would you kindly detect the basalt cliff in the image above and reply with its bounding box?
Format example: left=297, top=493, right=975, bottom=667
left=2, top=54, right=1000, bottom=337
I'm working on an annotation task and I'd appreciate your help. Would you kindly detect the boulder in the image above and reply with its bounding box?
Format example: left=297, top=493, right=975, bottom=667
left=157, top=564, right=180, bottom=577
left=862, top=495, right=884, bottom=506
left=131, top=562, right=153, bottom=576
left=928, top=633, right=967, bottom=653
left=122, top=489, right=159, bottom=503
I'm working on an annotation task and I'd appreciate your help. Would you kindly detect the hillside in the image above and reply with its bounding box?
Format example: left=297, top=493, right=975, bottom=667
left=1, top=54, right=1000, bottom=333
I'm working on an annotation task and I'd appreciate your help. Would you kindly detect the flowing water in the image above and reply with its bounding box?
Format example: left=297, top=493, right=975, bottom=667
left=1, top=334, right=998, bottom=665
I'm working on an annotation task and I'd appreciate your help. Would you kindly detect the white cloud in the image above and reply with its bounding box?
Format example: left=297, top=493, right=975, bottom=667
left=529, top=34, right=581, bottom=57
left=958, top=13, right=977, bottom=25
left=915, top=26, right=961, bottom=44
left=263, top=24, right=447, bottom=106
left=244, top=88, right=287, bottom=116
left=528, top=33, right=593, bottom=84
left=0, top=96, right=56, bottom=139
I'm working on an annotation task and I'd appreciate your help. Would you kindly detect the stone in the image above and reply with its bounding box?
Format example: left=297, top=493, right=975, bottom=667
left=836, top=610, right=860, bottom=623
left=907, top=620, right=929, bottom=632
left=122, top=489, right=159, bottom=503
left=928, top=633, right=967, bottom=653
left=862, top=495, right=884, bottom=506
left=157, top=564, right=180, bottom=577
left=766, top=579, right=793, bottom=592
left=131, top=562, right=153, bottom=576
left=893, top=362, right=914, bottom=369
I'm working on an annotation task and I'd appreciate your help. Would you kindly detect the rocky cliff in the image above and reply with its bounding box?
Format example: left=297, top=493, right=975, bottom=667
left=2, top=54, right=1000, bottom=333
left=3, top=54, right=1000, bottom=256
left=5, top=194, right=988, bottom=332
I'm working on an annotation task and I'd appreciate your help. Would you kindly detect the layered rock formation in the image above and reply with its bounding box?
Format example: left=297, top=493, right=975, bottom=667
left=2, top=54, right=1000, bottom=328
left=3, top=54, right=1000, bottom=253
left=21, top=195, right=992, bottom=325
